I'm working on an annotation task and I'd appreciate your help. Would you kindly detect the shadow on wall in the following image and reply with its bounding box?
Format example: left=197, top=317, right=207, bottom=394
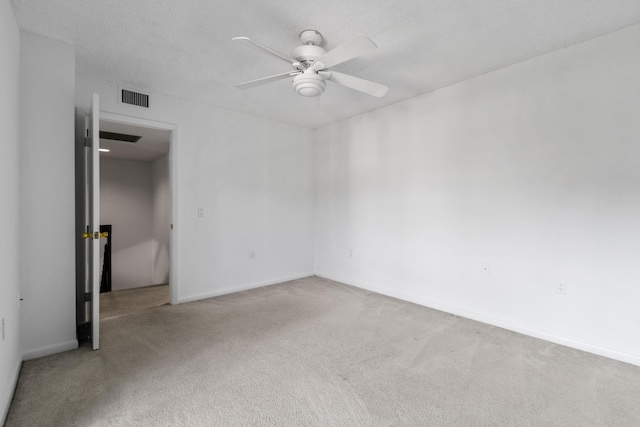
left=152, top=239, right=170, bottom=284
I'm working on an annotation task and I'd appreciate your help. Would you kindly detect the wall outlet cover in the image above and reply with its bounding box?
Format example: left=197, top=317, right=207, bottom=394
left=481, top=264, right=491, bottom=277
left=556, top=281, right=568, bottom=295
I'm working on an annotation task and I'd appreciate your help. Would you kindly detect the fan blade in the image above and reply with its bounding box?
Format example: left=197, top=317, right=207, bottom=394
left=323, top=71, right=388, bottom=97
left=312, top=35, right=377, bottom=71
left=233, top=71, right=300, bottom=90
left=232, top=37, right=294, bottom=65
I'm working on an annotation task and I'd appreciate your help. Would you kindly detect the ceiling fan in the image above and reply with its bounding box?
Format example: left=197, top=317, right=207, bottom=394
left=232, top=30, right=388, bottom=98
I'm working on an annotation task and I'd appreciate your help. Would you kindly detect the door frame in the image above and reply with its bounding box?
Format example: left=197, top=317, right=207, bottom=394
left=99, top=111, right=179, bottom=305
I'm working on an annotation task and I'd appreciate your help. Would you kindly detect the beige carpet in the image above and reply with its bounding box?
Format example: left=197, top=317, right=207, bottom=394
left=6, top=276, right=640, bottom=426
left=100, top=284, right=170, bottom=320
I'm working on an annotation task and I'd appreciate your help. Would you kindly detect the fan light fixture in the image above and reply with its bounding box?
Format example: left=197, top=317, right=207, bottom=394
left=292, top=72, right=326, bottom=97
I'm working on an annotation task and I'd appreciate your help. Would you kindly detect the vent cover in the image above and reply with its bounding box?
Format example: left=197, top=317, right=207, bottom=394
left=99, top=131, right=142, bottom=143
left=121, top=89, right=149, bottom=108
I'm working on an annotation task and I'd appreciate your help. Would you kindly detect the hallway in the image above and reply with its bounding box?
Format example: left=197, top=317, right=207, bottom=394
left=100, top=284, right=169, bottom=320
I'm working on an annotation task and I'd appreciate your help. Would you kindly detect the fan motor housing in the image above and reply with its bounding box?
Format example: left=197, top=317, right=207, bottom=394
left=291, top=45, right=326, bottom=64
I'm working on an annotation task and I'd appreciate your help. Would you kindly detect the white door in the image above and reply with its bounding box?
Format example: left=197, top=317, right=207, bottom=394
left=75, top=93, right=102, bottom=350
left=88, top=93, right=100, bottom=350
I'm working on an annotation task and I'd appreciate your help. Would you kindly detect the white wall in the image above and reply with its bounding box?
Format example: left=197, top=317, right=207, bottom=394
left=76, top=75, right=316, bottom=303
left=315, top=24, right=640, bottom=366
left=19, top=32, right=77, bottom=359
left=152, top=155, right=170, bottom=285
left=0, top=4, right=22, bottom=422
left=101, top=158, right=156, bottom=290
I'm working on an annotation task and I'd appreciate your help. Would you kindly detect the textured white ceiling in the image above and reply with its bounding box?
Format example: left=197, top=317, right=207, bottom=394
left=99, top=120, right=170, bottom=162
left=11, top=0, right=640, bottom=128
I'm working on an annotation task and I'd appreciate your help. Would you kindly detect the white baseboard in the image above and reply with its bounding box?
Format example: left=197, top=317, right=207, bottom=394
left=22, top=339, right=79, bottom=361
left=1, top=359, right=21, bottom=426
left=177, top=273, right=315, bottom=304
left=315, top=273, right=640, bottom=367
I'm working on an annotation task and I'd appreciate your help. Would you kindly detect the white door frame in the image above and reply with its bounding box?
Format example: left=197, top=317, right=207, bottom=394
left=99, top=111, right=179, bottom=305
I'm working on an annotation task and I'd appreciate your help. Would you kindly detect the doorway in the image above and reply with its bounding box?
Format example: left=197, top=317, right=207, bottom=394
left=97, top=113, right=177, bottom=318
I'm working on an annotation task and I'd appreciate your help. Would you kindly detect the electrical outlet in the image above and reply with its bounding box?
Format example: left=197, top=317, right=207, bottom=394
left=349, top=249, right=354, bottom=258
left=250, top=251, right=255, bottom=259
left=556, top=281, right=568, bottom=295
left=197, top=208, right=204, bottom=218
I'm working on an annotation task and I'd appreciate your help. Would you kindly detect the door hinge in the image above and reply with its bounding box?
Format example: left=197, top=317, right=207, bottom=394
left=84, top=292, right=92, bottom=302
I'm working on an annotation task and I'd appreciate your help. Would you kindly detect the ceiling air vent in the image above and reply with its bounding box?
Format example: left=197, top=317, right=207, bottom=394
left=121, top=89, right=149, bottom=108
left=99, top=131, right=141, bottom=143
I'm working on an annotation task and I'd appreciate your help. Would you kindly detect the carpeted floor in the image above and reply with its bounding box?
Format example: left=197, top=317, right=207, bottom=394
left=6, top=276, right=640, bottom=426
left=100, top=284, right=170, bottom=320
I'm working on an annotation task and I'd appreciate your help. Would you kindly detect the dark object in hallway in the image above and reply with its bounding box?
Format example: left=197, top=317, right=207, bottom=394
left=100, top=224, right=112, bottom=293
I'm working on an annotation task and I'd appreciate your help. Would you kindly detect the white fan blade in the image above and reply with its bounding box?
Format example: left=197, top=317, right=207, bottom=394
left=232, top=37, right=294, bottom=65
left=312, top=35, right=377, bottom=71
left=234, top=71, right=300, bottom=90
left=323, top=71, right=388, bottom=97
